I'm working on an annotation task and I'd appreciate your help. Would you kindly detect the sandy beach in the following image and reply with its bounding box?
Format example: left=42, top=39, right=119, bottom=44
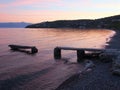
left=56, top=30, right=120, bottom=90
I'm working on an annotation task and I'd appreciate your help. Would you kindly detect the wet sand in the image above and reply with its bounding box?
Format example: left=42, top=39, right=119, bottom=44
left=56, top=30, right=120, bottom=90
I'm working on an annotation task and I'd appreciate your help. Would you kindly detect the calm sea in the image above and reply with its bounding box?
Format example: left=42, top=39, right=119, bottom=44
left=0, top=28, right=115, bottom=90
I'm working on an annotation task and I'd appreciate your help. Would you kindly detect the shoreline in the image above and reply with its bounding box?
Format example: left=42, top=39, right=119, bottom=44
left=106, top=30, right=120, bottom=49
left=56, top=29, right=120, bottom=90
left=0, top=28, right=119, bottom=90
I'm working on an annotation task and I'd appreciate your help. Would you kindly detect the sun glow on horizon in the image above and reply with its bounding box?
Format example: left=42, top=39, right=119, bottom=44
left=0, top=0, right=120, bottom=23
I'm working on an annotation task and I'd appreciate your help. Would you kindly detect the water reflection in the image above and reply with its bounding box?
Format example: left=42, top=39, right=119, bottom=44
left=0, top=28, right=116, bottom=90
left=25, top=28, right=115, bottom=49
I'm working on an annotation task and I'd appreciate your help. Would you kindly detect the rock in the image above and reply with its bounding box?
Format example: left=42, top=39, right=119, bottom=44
left=97, top=49, right=120, bottom=76
left=84, top=60, right=95, bottom=69
left=99, top=49, right=119, bottom=63
left=86, top=68, right=92, bottom=72
left=112, top=53, right=120, bottom=76
left=113, top=55, right=120, bottom=67
left=112, top=68, right=120, bottom=75
left=78, top=60, right=95, bottom=75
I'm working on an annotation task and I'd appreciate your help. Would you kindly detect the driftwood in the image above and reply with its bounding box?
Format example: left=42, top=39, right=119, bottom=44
left=8, top=44, right=38, bottom=54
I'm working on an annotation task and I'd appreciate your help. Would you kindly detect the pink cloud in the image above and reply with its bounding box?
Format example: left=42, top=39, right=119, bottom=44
left=0, top=0, right=120, bottom=23
left=0, top=13, right=14, bottom=22
left=0, top=11, right=120, bottom=23
left=1, top=10, right=119, bottom=23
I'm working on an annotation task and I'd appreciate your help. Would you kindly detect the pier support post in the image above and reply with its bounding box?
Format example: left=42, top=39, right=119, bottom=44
left=31, top=47, right=38, bottom=54
left=77, top=50, right=85, bottom=62
left=54, top=47, right=61, bottom=59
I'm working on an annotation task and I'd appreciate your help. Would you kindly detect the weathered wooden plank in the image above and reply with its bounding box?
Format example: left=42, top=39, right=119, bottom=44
left=77, top=50, right=85, bottom=62
left=9, top=45, right=35, bottom=49
left=8, top=44, right=38, bottom=54
left=54, top=47, right=119, bottom=63
left=54, top=47, right=61, bottom=59
left=56, top=46, right=105, bottom=51
left=54, top=47, right=106, bottom=62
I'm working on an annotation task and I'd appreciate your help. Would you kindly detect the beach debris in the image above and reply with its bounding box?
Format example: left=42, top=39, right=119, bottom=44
left=78, top=60, right=95, bottom=75
left=112, top=54, right=120, bottom=75
left=99, top=49, right=120, bottom=76
left=8, top=44, right=38, bottom=54
left=84, top=60, right=95, bottom=70
left=112, top=69, right=120, bottom=75
left=99, top=49, right=118, bottom=63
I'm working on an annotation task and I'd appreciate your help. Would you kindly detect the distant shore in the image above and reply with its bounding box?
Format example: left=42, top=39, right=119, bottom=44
left=26, top=15, right=120, bottom=30
left=56, top=29, right=120, bottom=90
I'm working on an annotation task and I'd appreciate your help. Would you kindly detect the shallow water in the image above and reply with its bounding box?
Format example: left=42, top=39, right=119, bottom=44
left=0, top=28, right=115, bottom=90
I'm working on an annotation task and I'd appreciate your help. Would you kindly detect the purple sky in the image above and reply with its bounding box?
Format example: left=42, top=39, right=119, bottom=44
left=0, top=0, right=120, bottom=23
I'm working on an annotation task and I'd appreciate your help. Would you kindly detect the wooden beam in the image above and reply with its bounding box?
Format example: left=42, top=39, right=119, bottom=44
left=54, top=47, right=61, bottom=59
left=56, top=46, right=105, bottom=52
left=8, top=44, right=38, bottom=54
left=77, top=50, right=85, bottom=62
left=54, top=47, right=111, bottom=62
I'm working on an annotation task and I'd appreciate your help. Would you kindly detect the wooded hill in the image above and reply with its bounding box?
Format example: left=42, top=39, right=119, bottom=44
left=26, top=15, right=120, bottom=30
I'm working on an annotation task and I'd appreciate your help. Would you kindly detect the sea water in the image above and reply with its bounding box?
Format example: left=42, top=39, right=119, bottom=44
left=0, top=28, right=115, bottom=90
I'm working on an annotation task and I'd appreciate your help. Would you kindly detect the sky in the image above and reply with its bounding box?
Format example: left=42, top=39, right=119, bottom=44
left=0, top=0, right=120, bottom=23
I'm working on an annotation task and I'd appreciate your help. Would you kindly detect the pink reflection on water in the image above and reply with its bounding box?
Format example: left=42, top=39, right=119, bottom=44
left=0, top=28, right=116, bottom=90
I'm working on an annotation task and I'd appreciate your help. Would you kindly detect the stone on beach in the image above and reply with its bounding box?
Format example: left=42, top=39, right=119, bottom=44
left=77, top=49, right=120, bottom=76
left=99, top=49, right=119, bottom=62
left=98, top=49, right=120, bottom=76
left=112, top=54, right=120, bottom=75
left=78, top=60, right=95, bottom=75
left=112, top=69, right=120, bottom=75
left=84, top=60, right=95, bottom=69
left=113, top=54, right=120, bottom=67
